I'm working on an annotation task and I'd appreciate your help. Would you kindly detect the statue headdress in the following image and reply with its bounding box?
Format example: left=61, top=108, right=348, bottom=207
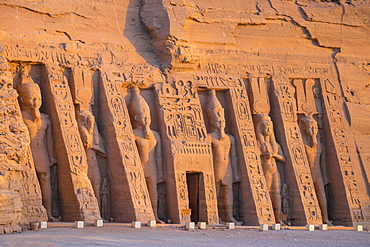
left=17, top=76, right=41, bottom=98
left=129, top=87, right=151, bottom=118
left=205, top=90, right=223, bottom=121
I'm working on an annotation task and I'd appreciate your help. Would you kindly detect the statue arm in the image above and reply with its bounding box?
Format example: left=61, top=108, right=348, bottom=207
left=154, top=130, right=165, bottom=183
left=78, top=111, right=97, bottom=150
left=255, top=126, right=269, bottom=158
left=85, top=111, right=94, bottom=134
left=273, top=143, right=285, bottom=163
left=91, top=124, right=107, bottom=157
left=228, top=134, right=240, bottom=182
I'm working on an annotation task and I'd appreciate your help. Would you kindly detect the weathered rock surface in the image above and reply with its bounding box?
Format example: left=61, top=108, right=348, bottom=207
left=0, top=0, right=369, bottom=231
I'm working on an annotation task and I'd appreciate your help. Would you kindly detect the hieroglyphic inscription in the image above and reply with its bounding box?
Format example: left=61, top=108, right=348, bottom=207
left=172, top=141, right=211, bottom=155
left=194, top=74, right=238, bottom=90
left=45, top=65, right=100, bottom=222
left=243, top=64, right=330, bottom=77
left=155, top=76, right=218, bottom=224
left=109, top=70, right=147, bottom=86
left=176, top=172, right=190, bottom=222
left=155, top=78, right=207, bottom=142
left=4, top=45, right=101, bottom=67
left=204, top=172, right=219, bottom=224
left=229, top=78, right=274, bottom=225
left=201, top=62, right=330, bottom=78
left=272, top=78, right=321, bottom=225
left=320, top=78, right=366, bottom=223
left=100, top=70, right=153, bottom=221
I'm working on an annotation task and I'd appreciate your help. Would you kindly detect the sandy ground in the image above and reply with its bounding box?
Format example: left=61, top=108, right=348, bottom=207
left=1, top=224, right=369, bottom=247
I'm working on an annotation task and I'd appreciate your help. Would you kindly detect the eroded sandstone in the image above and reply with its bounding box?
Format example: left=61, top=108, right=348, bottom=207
left=0, top=0, right=369, bottom=232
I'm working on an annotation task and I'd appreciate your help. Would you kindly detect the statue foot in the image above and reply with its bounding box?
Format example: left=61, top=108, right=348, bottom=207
left=277, top=220, right=286, bottom=226
left=323, top=219, right=333, bottom=226
left=48, top=216, right=60, bottom=222
left=156, top=219, right=165, bottom=224
left=226, top=217, right=241, bottom=226
left=234, top=221, right=242, bottom=226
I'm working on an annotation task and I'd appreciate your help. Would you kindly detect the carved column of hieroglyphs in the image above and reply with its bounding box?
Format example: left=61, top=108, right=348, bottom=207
left=271, top=78, right=322, bottom=225
left=320, top=78, right=370, bottom=225
left=0, top=53, right=47, bottom=227
left=154, top=75, right=218, bottom=224
left=228, top=78, right=275, bottom=225
left=44, top=65, right=100, bottom=222
left=99, top=70, right=154, bottom=222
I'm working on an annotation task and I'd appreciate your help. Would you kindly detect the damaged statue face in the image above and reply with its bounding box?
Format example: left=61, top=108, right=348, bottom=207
left=18, top=83, right=42, bottom=110
left=135, top=113, right=152, bottom=128
left=261, top=119, right=273, bottom=136
left=302, top=117, right=318, bottom=137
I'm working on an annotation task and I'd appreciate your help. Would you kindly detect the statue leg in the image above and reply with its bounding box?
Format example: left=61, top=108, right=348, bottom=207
left=270, top=171, right=282, bottom=224
left=87, top=149, right=101, bottom=205
left=215, top=181, right=223, bottom=222
left=38, top=171, right=56, bottom=221
left=146, top=175, right=163, bottom=223
left=312, top=171, right=330, bottom=224
left=224, top=182, right=237, bottom=223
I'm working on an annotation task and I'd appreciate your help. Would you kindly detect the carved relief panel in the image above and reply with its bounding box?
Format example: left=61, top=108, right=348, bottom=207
left=67, top=68, right=107, bottom=218
left=320, top=78, right=369, bottom=225
left=43, top=64, right=100, bottom=222
left=127, top=87, right=166, bottom=223
left=246, top=77, right=287, bottom=224
left=196, top=76, right=275, bottom=226
left=293, top=78, right=331, bottom=224
left=99, top=70, right=154, bottom=222
left=154, top=75, right=218, bottom=224
left=228, top=79, right=275, bottom=225
left=269, top=77, right=322, bottom=225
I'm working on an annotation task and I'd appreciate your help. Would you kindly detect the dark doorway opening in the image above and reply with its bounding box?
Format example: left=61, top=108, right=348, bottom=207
left=186, top=172, right=200, bottom=222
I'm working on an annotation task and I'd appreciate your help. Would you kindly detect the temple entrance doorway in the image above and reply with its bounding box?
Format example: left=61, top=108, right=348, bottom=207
left=186, top=172, right=201, bottom=222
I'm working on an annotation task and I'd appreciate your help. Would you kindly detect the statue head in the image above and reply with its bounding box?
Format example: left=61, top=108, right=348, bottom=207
left=299, top=116, right=318, bottom=137
left=255, top=114, right=274, bottom=137
left=205, top=90, right=226, bottom=131
left=17, top=78, right=42, bottom=111
left=129, top=87, right=151, bottom=128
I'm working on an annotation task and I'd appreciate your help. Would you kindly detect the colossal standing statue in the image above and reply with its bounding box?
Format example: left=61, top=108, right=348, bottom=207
left=299, top=116, right=330, bottom=224
left=17, top=75, right=57, bottom=222
left=255, top=114, right=285, bottom=224
left=205, top=90, right=239, bottom=224
left=69, top=69, right=106, bottom=209
left=129, top=87, right=164, bottom=223
left=76, top=102, right=106, bottom=206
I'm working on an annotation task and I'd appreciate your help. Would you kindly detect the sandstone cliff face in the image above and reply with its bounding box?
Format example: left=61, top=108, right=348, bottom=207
left=0, top=0, right=369, bottom=230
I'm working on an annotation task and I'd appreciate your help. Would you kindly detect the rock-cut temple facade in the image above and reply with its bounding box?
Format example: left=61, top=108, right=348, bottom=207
left=0, top=0, right=369, bottom=233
